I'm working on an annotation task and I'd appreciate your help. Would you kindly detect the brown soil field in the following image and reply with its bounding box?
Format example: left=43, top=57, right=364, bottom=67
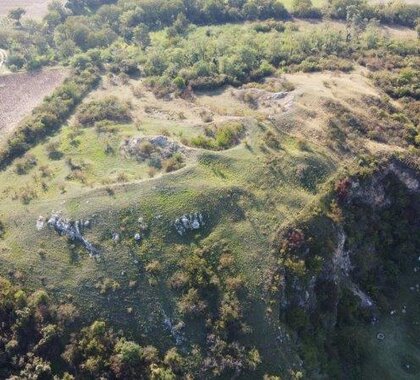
left=0, top=0, right=58, bottom=19
left=0, top=68, right=68, bottom=141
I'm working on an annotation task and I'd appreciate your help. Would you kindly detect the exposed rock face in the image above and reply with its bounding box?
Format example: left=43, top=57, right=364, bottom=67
left=349, top=160, right=419, bottom=207
left=278, top=159, right=419, bottom=329
left=389, top=162, right=419, bottom=191
left=174, top=212, right=205, bottom=236
left=46, top=213, right=99, bottom=256
left=236, top=88, right=295, bottom=111
left=162, top=311, right=185, bottom=346
left=332, top=228, right=374, bottom=308
left=332, top=228, right=352, bottom=279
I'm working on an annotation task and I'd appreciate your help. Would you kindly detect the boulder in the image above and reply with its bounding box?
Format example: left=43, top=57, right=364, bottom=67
left=174, top=212, right=205, bottom=236
left=36, top=216, right=45, bottom=231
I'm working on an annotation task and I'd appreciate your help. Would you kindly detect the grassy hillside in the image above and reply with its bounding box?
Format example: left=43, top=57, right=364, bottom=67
left=0, top=0, right=419, bottom=379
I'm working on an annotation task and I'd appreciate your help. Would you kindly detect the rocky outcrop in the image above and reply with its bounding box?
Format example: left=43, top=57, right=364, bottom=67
left=162, top=311, right=185, bottom=346
left=121, top=135, right=187, bottom=161
left=45, top=213, right=99, bottom=256
left=174, top=212, right=205, bottom=236
left=332, top=228, right=374, bottom=308
left=277, top=159, right=419, bottom=330
left=348, top=160, right=419, bottom=207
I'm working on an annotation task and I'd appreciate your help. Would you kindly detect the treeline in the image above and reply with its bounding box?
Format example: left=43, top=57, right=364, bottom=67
left=64, top=0, right=420, bottom=28
left=0, top=68, right=99, bottom=168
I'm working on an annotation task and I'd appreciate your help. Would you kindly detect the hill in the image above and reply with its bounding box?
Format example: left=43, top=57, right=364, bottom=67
left=0, top=0, right=419, bottom=379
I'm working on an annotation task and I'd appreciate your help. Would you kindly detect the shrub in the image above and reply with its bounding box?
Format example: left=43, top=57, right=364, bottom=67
left=191, top=122, right=245, bottom=150
left=15, top=154, right=37, bottom=175
left=77, top=96, right=131, bottom=126
left=263, top=131, right=280, bottom=149
left=177, top=288, right=207, bottom=316
left=145, top=260, right=162, bottom=275
left=173, top=76, right=186, bottom=90
left=148, top=167, right=157, bottom=177
left=163, top=153, right=185, bottom=173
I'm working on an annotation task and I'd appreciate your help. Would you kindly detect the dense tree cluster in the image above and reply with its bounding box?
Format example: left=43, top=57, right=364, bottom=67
left=326, top=0, right=420, bottom=27
left=0, top=275, right=186, bottom=378
left=0, top=0, right=418, bottom=72
left=76, top=96, right=132, bottom=127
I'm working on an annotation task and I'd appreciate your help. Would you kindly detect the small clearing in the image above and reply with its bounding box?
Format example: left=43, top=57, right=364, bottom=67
left=0, top=0, right=60, bottom=19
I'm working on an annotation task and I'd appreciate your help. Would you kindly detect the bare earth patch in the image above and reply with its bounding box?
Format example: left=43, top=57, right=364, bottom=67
left=0, top=68, right=68, bottom=141
left=0, top=0, right=58, bottom=19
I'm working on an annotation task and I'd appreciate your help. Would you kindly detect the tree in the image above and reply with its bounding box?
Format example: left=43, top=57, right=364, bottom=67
left=172, top=13, right=189, bottom=34
left=133, top=24, right=151, bottom=48
left=110, top=339, right=145, bottom=378
left=8, top=8, right=26, bottom=26
left=292, top=0, right=321, bottom=18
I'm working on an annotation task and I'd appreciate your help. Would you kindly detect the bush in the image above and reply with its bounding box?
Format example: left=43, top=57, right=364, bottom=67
left=173, top=76, right=186, bottom=90
left=190, top=122, right=245, bottom=151
left=77, top=96, right=131, bottom=126
left=14, top=154, right=37, bottom=174
left=163, top=153, right=184, bottom=173
left=177, top=288, right=207, bottom=316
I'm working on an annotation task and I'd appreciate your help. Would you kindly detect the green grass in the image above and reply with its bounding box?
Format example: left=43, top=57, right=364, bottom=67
left=0, top=84, right=338, bottom=366
left=362, top=273, right=420, bottom=379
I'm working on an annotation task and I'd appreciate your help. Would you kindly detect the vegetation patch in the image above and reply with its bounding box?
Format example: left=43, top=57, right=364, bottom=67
left=189, top=121, right=245, bottom=150
left=121, top=135, right=187, bottom=175
left=76, top=96, right=132, bottom=127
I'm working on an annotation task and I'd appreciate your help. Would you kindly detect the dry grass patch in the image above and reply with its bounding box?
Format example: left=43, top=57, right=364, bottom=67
left=0, top=0, right=61, bottom=19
